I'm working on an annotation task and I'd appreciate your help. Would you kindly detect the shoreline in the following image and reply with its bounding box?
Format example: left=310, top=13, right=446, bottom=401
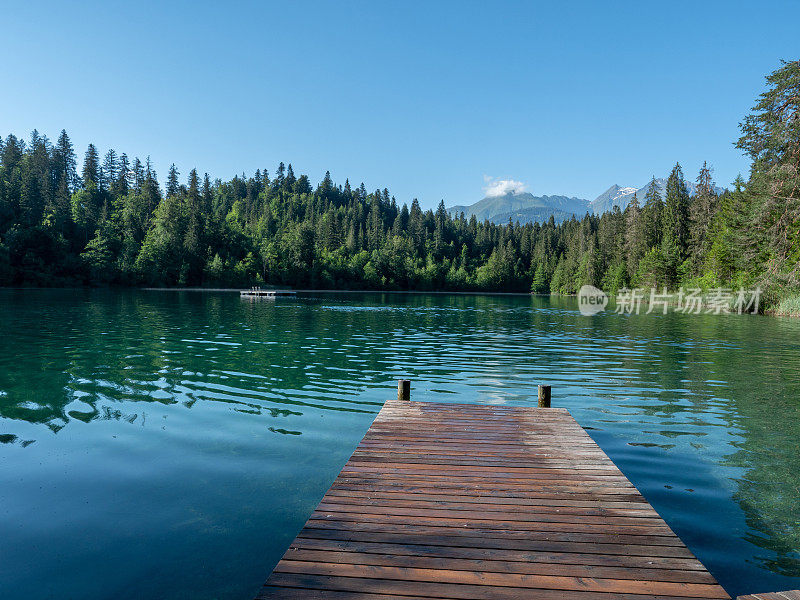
left=143, top=287, right=538, bottom=297
left=4, top=286, right=799, bottom=317
left=145, top=287, right=800, bottom=317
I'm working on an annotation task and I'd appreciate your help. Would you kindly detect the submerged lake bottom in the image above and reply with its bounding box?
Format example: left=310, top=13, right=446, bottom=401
left=0, top=289, right=799, bottom=599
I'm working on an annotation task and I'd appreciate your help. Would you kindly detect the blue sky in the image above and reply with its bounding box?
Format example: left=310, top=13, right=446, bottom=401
left=2, top=0, right=798, bottom=208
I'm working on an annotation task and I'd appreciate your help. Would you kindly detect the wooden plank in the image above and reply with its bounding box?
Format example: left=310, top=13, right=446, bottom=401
left=297, top=528, right=698, bottom=558
left=288, top=538, right=713, bottom=572
left=281, top=548, right=718, bottom=584
left=262, top=573, right=724, bottom=600
left=302, top=518, right=683, bottom=543
left=258, top=399, right=731, bottom=599
left=273, top=561, right=727, bottom=598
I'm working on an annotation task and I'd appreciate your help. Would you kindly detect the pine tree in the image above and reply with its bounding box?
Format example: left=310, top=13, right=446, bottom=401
left=274, top=162, right=285, bottom=189
left=20, top=169, right=44, bottom=226
left=29, top=130, right=50, bottom=179
left=319, top=170, right=334, bottom=198
left=367, top=197, right=381, bottom=250
left=689, top=162, right=717, bottom=270
left=294, top=174, right=311, bottom=195
left=663, top=163, right=691, bottom=261
left=705, top=176, right=748, bottom=284
left=114, top=153, right=130, bottom=197
left=102, top=149, right=118, bottom=192
left=51, top=175, right=72, bottom=234
left=736, top=59, right=800, bottom=285
left=391, top=211, right=403, bottom=237
left=657, top=164, right=691, bottom=287
left=408, top=199, right=425, bottom=255
left=132, top=158, right=145, bottom=193
left=166, top=164, right=180, bottom=198
left=642, top=177, right=663, bottom=249
left=1, top=134, right=24, bottom=171
left=82, top=144, right=100, bottom=189
left=183, top=168, right=204, bottom=283
left=202, top=173, right=213, bottom=214
left=530, top=261, right=548, bottom=293
left=285, top=164, right=296, bottom=189
left=54, top=130, right=78, bottom=192
left=624, top=193, right=645, bottom=279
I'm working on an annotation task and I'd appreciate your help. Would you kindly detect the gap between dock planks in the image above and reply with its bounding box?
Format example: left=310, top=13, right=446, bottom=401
left=258, top=398, right=730, bottom=600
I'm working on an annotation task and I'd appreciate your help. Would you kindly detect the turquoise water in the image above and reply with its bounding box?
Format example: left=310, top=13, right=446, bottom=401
left=0, top=289, right=799, bottom=599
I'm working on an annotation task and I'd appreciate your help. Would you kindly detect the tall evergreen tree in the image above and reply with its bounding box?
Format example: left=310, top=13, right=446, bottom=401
left=101, top=149, right=118, bottom=192
left=50, top=173, right=72, bottom=235
left=82, top=144, right=100, bottom=189
left=166, top=164, right=180, bottom=198
left=1, top=134, right=24, bottom=170
left=20, top=168, right=44, bottom=226
left=54, top=129, right=78, bottom=191
left=642, top=177, right=663, bottom=250
left=663, top=163, right=691, bottom=260
left=132, top=158, right=145, bottom=193
left=689, top=162, right=717, bottom=270
left=624, top=193, right=645, bottom=279
left=736, top=59, right=800, bottom=285
left=183, top=168, right=204, bottom=284
left=113, top=153, right=130, bottom=197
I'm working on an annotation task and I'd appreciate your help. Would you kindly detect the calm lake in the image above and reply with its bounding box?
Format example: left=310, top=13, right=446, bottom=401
left=1, top=289, right=799, bottom=599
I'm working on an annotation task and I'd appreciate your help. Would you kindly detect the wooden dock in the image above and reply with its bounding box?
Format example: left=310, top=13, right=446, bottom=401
left=258, top=393, right=736, bottom=599
left=240, top=288, right=297, bottom=298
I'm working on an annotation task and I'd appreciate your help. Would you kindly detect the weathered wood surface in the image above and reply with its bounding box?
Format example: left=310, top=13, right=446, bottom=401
left=259, top=399, right=730, bottom=599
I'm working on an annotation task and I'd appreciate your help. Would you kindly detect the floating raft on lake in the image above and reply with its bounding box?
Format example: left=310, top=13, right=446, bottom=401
left=240, top=288, right=297, bottom=298
left=259, top=390, right=738, bottom=600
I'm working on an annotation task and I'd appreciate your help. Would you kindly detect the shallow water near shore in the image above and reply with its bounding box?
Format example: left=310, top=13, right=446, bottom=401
left=1, top=289, right=799, bottom=599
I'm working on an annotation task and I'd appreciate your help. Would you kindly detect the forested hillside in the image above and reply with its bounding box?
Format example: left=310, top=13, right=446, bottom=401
left=0, top=60, right=797, bottom=308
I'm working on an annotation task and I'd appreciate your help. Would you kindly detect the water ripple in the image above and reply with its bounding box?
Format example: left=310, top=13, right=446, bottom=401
left=0, top=289, right=799, bottom=599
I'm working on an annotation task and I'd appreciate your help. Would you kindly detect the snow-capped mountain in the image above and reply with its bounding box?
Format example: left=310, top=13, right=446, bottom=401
left=589, top=185, right=639, bottom=214
left=589, top=180, right=727, bottom=214
left=447, top=180, right=728, bottom=225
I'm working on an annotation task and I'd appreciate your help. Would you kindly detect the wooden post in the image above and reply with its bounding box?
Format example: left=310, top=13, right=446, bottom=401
left=398, top=379, right=411, bottom=401
left=538, top=385, right=551, bottom=408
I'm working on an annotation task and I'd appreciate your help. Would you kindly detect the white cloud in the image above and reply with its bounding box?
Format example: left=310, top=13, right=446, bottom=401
left=483, top=176, right=527, bottom=197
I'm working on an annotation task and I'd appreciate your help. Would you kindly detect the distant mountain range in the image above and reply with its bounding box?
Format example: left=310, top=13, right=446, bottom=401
left=589, top=179, right=727, bottom=214
left=448, top=193, right=588, bottom=225
left=448, top=180, right=727, bottom=225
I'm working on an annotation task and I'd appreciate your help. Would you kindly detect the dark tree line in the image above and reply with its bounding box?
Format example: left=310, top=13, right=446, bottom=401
left=0, top=61, right=798, bottom=306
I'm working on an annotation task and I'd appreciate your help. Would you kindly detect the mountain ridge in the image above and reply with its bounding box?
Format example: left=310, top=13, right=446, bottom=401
left=448, top=191, right=590, bottom=224
left=590, top=179, right=727, bottom=214
left=449, top=180, right=727, bottom=225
